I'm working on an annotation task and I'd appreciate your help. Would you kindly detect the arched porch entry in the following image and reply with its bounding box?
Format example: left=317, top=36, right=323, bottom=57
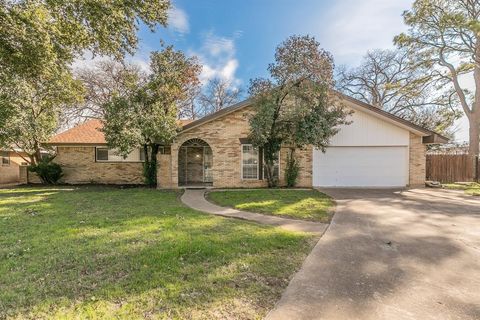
left=178, top=138, right=213, bottom=187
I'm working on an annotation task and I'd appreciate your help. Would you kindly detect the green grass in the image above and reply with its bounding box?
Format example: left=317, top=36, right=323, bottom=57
left=0, top=186, right=316, bottom=319
left=443, top=182, right=480, bottom=196
left=207, top=189, right=334, bottom=222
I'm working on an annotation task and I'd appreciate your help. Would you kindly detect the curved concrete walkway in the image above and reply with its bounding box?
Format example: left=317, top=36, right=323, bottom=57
left=181, top=189, right=329, bottom=234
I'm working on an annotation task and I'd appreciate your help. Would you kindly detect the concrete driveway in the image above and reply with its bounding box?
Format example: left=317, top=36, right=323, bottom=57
left=267, top=188, right=480, bottom=320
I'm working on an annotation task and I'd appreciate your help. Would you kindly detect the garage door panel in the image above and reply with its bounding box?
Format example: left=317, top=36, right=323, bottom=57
left=313, top=147, right=408, bottom=187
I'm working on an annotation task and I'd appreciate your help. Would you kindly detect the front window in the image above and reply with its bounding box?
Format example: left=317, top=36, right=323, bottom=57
left=1, top=151, right=10, bottom=166
left=96, top=148, right=109, bottom=161
left=242, top=145, right=259, bottom=179
left=95, top=147, right=145, bottom=162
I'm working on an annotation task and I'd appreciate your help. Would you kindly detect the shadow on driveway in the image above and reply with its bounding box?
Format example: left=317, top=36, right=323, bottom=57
left=267, top=188, right=480, bottom=320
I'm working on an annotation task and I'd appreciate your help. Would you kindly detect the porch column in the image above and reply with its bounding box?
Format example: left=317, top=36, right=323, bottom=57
left=157, top=152, right=177, bottom=189
left=170, top=143, right=179, bottom=188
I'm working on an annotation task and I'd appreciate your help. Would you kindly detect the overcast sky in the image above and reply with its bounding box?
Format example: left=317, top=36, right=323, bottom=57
left=82, top=0, right=472, bottom=142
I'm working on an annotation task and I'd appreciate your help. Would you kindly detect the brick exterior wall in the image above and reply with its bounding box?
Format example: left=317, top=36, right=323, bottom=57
left=27, top=170, right=43, bottom=184
left=19, top=166, right=28, bottom=184
left=157, top=106, right=312, bottom=189
left=157, top=154, right=173, bottom=188
left=0, top=161, right=20, bottom=184
left=0, top=152, right=28, bottom=184
left=409, top=133, right=426, bottom=187
left=279, top=146, right=312, bottom=188
left=45, top=107, right=426, bottom=188
left=54, top=146, right=144, bottom=184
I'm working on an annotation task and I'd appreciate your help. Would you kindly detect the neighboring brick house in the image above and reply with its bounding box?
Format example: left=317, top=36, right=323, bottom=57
left=46, top=93, right=448, bottom=188
left=0, top=149, right=30, bottom=184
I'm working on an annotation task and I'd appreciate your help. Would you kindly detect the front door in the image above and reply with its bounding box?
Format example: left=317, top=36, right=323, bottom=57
left=185, top=146, right=204, bottom=185
left=203, top=147, right=213, bottom=183
left=178, top=139, right=213, bottom=186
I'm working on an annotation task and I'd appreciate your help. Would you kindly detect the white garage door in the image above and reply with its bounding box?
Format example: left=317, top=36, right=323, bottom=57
left=313, top=146, right=408, bottom=187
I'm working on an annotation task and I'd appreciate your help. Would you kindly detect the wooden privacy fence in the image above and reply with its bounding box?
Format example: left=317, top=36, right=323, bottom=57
left=426, top=154, right=479, bottom=183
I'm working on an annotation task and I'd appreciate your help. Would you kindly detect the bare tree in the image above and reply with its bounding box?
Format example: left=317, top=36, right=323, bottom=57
left=395, top=0, right=480, bottom=155
left=337, top=49, right=460, bottom=136
left=199, top=78, right=242, bottom=115
left=177, top=83, right=201, bottom=120
left=61, top=59, right=145, bottom=129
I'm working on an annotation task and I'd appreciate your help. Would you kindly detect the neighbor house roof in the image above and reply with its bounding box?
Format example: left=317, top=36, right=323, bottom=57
left=1, top=145, right=27, bottom=153
left=48, top=119, right=194, bottom=145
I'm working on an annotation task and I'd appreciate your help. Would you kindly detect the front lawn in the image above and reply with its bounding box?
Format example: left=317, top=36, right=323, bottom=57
left=0, top=186, right=316, bottom=319
left=443, top=182, right=480, bottom=196
left=207, top=189, right=334, bottom=222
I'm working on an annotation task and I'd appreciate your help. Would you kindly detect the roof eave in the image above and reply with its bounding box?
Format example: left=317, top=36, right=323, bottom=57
left=335, top=91, right=449, bottom=143
left=423, top=134, right=449, bottom=144
left=180, top=93, right=449, bottom=144
left=180, top=98, right=254, bottom=133
left=45, top=142, right=108, bottom=146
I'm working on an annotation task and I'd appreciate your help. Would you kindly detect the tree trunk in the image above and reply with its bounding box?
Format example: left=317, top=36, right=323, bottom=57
left=285, top=147, right=299, bottom=188
left=143, top=144, right=149, bottom=163
left=264, top=159, right=275, bottom=188
left=143, top=143, right=160, bottom=187
left=33, top=141, right=42, bottom=164
left=470, top=61, right=480, bottom=157
left=29, top=154, right=36, bottom=165
left=263, top=142, right=279, bottom=188
left=468, top=115, right=480, bottom=157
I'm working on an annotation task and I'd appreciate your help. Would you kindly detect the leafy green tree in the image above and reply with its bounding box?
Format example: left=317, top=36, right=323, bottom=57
left=337, top=48, right=461, bottom=137
left=0, top=0, right=170, bottom=79
left=249, top=35, right=350, bottom=187
left=0, top=0, right=171, bottom=160
left=102, top=46, right=201, bottom=187
left=0, top=67, right=84, bottom=164
left=395, top=0, right=480, bottom=155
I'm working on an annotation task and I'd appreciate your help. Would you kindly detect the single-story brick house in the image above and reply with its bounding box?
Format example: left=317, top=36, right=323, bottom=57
left=47, top=93, right=447, bottom=188
left=0, top=148, right=30, bottom=184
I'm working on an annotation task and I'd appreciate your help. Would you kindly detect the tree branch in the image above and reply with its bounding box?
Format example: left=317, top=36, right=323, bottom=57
left=438, top=47, right=472, bottom=117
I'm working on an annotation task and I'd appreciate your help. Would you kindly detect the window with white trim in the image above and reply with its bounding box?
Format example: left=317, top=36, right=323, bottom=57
left=1, top=151, right=10, bottom=166
left=95, top=147, right=145, bottom=162
left=242, top=145, right=259, bottom=179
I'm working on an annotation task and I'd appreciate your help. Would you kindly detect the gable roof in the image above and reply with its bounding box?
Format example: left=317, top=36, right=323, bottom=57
left=335, top=92, right=448, bottom=143
left=181, top=99, right=253, bottom=132
left=48, top=93, right=448, bottom=145
left=181, top=91, right=449, bottom=144
left=48, top=119, right=194, bottom=145
left=50, top=119, right=106, bottom=145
